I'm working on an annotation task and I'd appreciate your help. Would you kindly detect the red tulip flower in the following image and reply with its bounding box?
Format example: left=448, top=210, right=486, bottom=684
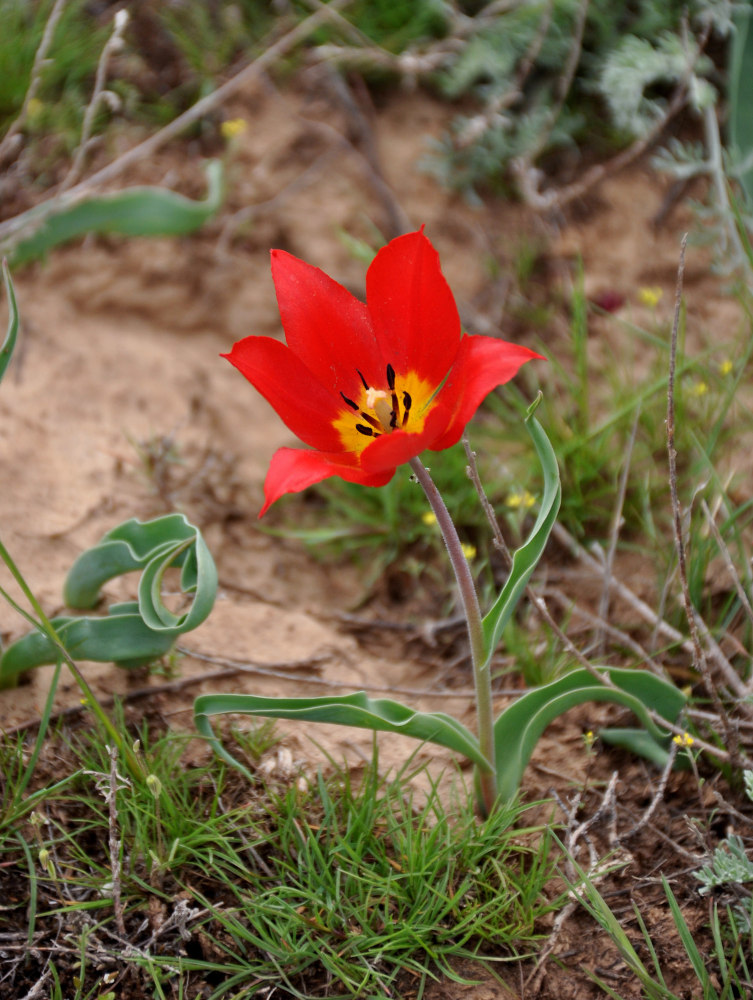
left=224, top=229, right=542, bottom=516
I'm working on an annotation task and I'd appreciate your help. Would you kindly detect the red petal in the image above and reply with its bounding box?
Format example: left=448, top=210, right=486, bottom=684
left=358, top=406, right=449, bottom=474
left=429, top=335, right=543, bottom=451
left=260, top=447, right=394, bottom=517
left=366, top=231, right=461, bottom=387
left=271, top=250, right=384, bottom=397
left=223, top=336, right=343, bottom=452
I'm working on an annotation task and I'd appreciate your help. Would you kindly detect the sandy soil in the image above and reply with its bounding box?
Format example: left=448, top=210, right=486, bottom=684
left=0, top=77, right=740, bottom=997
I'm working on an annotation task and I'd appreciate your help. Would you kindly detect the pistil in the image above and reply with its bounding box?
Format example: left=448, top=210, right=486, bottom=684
left=351, top=365, right=414, bottom=439
left=365, top=387, right=394, bottom=432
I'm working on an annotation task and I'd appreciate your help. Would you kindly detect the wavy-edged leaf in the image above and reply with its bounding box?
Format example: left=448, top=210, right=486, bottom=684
left=481, top=399, right=561, bottom=665
left=0, top=515, right=217, bottom=685
left=8, top=160, right=224, bottom=266
left=493, top=667, right=686, bottom=802
left=0, top=606, right=178, bottom=683
left=63, top=513, right=217, bottom=633
left=1, top=260, right=19, bottom=383
left=194, top=690, right=488, bottom=781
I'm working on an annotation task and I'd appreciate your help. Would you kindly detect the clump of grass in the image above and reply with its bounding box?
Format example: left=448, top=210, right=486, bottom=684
left=3, top=716, right=556, bottom=998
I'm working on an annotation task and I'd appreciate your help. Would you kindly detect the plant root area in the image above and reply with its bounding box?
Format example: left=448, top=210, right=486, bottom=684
left=0, top=76, right=747, bottom=999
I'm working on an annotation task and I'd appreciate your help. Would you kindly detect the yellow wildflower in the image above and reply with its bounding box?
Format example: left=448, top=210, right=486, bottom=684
left=461, top=543, right=477, bottom=560
left=672, top=732, right=694, bottom=748
left=422, top=511, right=437, bottom=526
left=26, top=98, right=44, bottom=123
left=506, top=490, right=536, bottom=510
left=221, top=118, right=247, bottom=140
left=720, top=359, right=733, bottom=376
left=690, top=381, right=708, bottom=397
left=638, top=286, right=663, bottom=308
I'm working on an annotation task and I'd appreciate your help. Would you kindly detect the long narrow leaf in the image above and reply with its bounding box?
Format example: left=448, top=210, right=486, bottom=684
left=481, top=400, right=561, bottom=665
left=729, top=4, right=753, bottom=204
left=0, top=260, right=19, bottom=383
left=194, top=691, right=488, bottom=781
left=8, top=160, right=224, bottom=266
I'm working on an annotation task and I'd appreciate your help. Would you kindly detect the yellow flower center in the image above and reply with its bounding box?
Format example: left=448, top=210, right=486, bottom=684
left=333, top=364, right=437, bottom=456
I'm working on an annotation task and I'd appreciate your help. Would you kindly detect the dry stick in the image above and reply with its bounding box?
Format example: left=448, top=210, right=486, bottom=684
left=551, top=519, right=747, bottom=700
left=526, top=773, right=620, bottom=995
left=1, top=658, right=327, bottom=736
left=0, top=0, right=353, bottom=245
left=463, top=438, right=750, bottom=766
left=180, top=646, right=507, bottom=698
left=702, top=499, right=753, bottom=632
left=620, top=740, right=679, bottom=840
left=596, top=409, right=640, bottom=657
left=513, top=82, right=688, bottom=213
left=2, top=649, right=499, bottom=738
left=107, top=744, right=126, bottom=937
left=544, top=587, right=668, bottom=680
left=0, top=0, right=68, bottom=166
left=667, top=236, right=743, bottom=765
left=59, top=10, right=130, bottom=193
left=319, top=67, right=412, bottom=239
left=217, top=146, right=341, bottom=252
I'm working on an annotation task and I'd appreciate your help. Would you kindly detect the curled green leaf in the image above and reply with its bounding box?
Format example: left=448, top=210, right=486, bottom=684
left=0, top=514, right=217, bottom=686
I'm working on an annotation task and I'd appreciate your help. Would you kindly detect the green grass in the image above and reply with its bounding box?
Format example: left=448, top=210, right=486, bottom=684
left=3, top=716, right=556, bottom=998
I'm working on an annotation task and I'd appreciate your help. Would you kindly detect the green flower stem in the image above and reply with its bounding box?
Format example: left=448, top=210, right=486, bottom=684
left=0, top=535, right=143, bottom=780
left=408, top=457, right=496, bottom=815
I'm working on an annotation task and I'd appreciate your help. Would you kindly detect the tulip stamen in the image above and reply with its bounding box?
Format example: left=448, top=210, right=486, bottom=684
left=402, top=392, right=412, bottom=427
left=347, top=366, right=417, bottom=439
left=359, top=412, right=382, bottom=430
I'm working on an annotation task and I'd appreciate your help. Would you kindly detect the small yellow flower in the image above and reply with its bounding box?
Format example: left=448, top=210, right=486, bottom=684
left=422, top=511, right=437, bottom=526
left=220, top=118, right=247, bottom=140
left=720, top=359, right=733, bottom=377
left=638, top=286, right=663, bottom=308
left=461, top=543, right=477, bottom=560
left=26, top=97, right=44, bottom=123
left=690, top=381, right=708, bottom=397
left=583, top=730, right=596, bottom=750
left=673, top=732, right=694, bottom=748
left=506, top=490, right=536, bottom=510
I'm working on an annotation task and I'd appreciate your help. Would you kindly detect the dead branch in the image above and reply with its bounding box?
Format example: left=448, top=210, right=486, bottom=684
left=667, top=236, right=742, bottom=763
left=0, top=0, right=68, bottom=167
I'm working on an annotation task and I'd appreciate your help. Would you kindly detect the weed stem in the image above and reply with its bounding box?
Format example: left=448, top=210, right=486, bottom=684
left=408, top=456, right=496, bottom=815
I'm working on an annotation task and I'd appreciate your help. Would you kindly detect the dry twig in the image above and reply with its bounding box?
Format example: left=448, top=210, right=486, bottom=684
left=0, top=0, right=68, bottom=167
left=60, top=9, right=130, bottom=192
left=107, top=744, right=126, bottom=937
left=0, top=0, right=354, bottom=250
left=596, top=409, right=640, bottom=656
left=667, top=236, right=742, bottom=763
